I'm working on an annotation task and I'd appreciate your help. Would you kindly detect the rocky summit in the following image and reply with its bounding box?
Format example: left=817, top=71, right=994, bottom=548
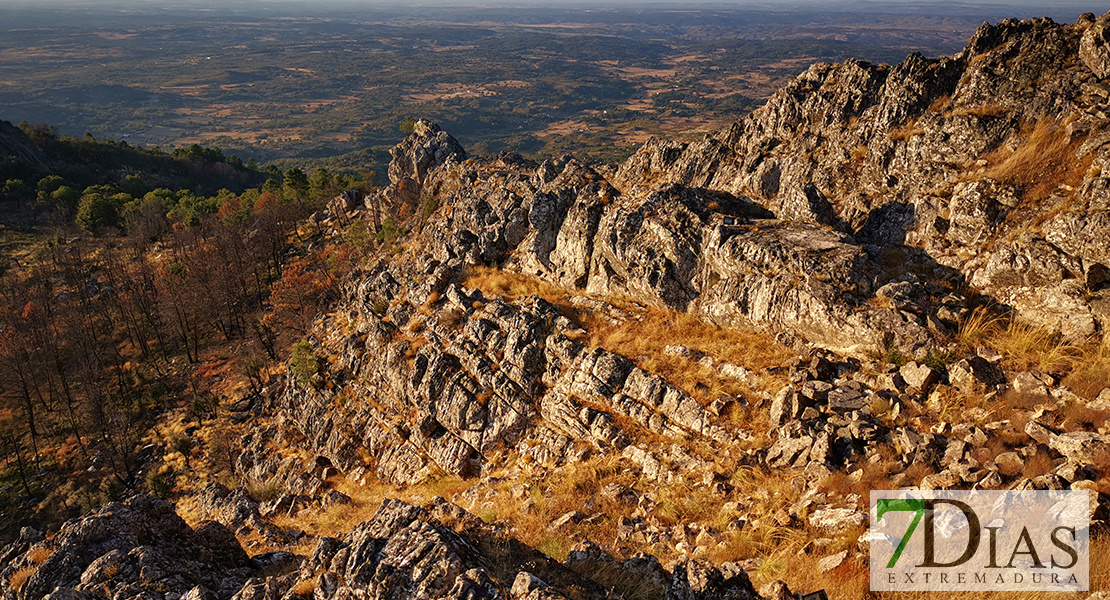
left=7, top=11, right=1110, bottom=600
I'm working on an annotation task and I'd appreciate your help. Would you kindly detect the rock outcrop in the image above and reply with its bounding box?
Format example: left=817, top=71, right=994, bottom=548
left=0, top=495, right=254, bottom=600
left=255, top=10, right=1110, bottom=526
left=0, top=494, right=759, bottom=600
left=612, top=14, right=1110, bottom=343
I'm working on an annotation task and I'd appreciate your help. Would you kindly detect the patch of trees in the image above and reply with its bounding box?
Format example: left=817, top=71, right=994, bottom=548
left=0, top=121, right=270, bottom=230
left=0, top=154, right=372, bottom=538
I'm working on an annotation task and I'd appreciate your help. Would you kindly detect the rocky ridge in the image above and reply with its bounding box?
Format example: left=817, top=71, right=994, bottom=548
left=259, top=10, right=1110, bottom=502
left=7, top=11, right=1110, bottom=600
left=0, top=493, right=764, bottom=600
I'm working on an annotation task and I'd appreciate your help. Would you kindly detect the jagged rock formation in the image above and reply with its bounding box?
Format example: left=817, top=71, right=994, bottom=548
left=614, top=13, right=1110, bottom=343
left=0, top=495, right=255, bottom=600
left=0, top=494, right=762, bottom=600
left=254, top=9, right=1109, bottom=493
left=241, top=14, right=1110, bottom=536
left=0, top=121, right=52, bottom=170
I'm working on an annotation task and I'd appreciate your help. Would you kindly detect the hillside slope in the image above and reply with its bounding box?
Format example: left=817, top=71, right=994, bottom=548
left=5, top=11, right=1110, bottom=600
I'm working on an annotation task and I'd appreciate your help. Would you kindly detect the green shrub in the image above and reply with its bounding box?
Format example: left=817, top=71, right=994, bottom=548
left=146, top=466, right=175, bottom=498
left=291, top=339, right=319, bottom=386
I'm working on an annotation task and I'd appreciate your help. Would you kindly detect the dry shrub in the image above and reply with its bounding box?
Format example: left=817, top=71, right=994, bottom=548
left=970, top=444, right=998, bottom=466
left=439, top=307, right=467, bottom=330
left=816, top=471, right=851, bottom=496
left=402, top=334, right=428, bottom=359
left=1060, top=403, right=1110, bottom=431
left=418, top=291, right=440, bottom=316
left=1021, top=450, right=1056, bottom=480
left=289, top=578, right=317, bottom=597
left=902, top=461, right=935, bottom=486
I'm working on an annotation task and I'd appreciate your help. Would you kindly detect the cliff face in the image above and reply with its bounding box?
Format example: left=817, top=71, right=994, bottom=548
left=263, top=10, right=1110, bottom=490
left=256, top=6, right=1110, bottom=557
left=9, top=12, right=1110, bottom=600
left=615, top=13, right=1110, bottom=343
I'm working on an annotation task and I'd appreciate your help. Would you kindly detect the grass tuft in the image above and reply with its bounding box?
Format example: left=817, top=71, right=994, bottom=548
left=8, top=567, right=35, bottom=592
left=889, top=119, right=925, bottom=141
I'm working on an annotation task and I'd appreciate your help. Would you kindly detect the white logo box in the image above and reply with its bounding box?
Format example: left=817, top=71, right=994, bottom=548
left=869, top=490, right=1090, bottom=592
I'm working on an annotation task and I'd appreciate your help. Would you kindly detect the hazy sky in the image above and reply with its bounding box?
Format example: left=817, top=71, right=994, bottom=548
left=0, top=0, right=1104, bottom=27
left=0, top=0, right=1104, bottom=9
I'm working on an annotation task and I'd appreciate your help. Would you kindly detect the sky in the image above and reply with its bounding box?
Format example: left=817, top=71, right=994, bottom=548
left=0, top=0, right=1105, bottom=28
left=0, top=0, right=1104, bottom=9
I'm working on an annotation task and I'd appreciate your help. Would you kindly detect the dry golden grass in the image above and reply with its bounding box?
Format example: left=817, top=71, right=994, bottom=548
left=1060, top=402, right=1110, bottom=432
left=5, top=548, right=51, bottom=590
left=417, top=291, right=440, bottom=316
left=928, top=94, right=952, bottom=112
left=7, top=567, right=35, bottom=592
left=957, top=306, right=1086, bottom=374
left=889, top=119, right=926, bottom=141
left=990, top=319, right=1081, bottom=373
left=1062, top=343, right=1110, bottom=400
left=956, top=306, right=1004, bottom=348
left=950, top=103, right=1009, bottom=119
left=462, top=266, right=570, bottom=303
left=289, top=577, right=317, bottom=596
left=260, top=473, right=475, bottom=555
left=975, top=119, right=1091, bottom=204
left=468, top=454, right=635, bottom=562
left=462, top=266, right=792, bottom=407
left=27, top=547, right=52, bottom=565
left=472, top=451, right=819, bottom=573
left=850, top=145, right=868, bottom=161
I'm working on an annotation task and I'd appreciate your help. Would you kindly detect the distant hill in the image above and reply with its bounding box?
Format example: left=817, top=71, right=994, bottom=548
left=0, top=119, right=270, bottom=229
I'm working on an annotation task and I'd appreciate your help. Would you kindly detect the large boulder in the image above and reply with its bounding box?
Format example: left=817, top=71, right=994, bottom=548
left=387, top=120, right=466, bottom=187
left=666, top=559, right=759, bottom=600
left=0, top=494, right=254, bottom=600
left=1081, top=12, right=1110, bottom=79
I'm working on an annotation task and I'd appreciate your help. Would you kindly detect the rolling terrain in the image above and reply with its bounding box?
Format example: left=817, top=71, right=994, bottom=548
left=3, top=6, right=1110, bottom=600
